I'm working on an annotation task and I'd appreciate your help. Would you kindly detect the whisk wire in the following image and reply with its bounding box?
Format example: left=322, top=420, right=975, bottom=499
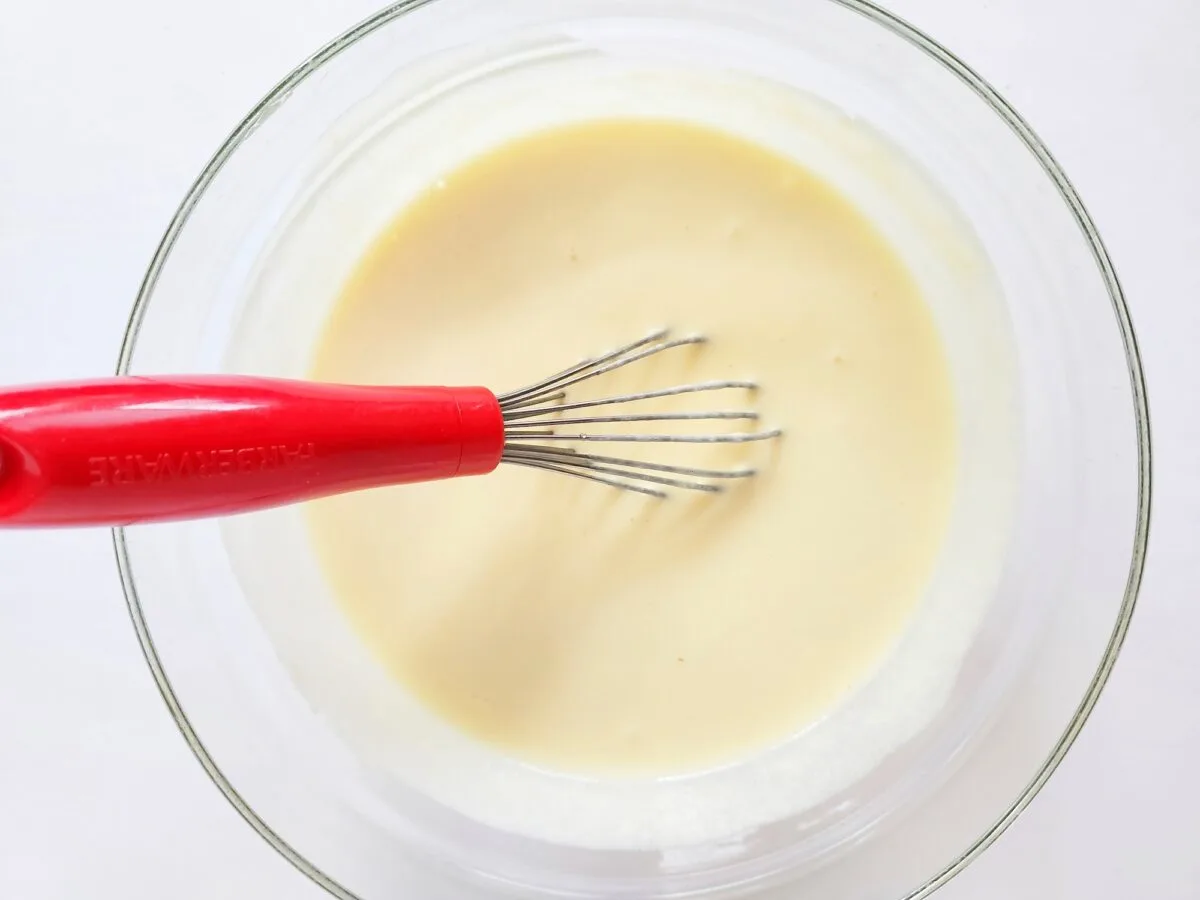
left=497, top=329, right=669, bottom=406
left=501, top=380, right=759, bottom=420
left=504, top=444, right=756, bottom=479
left=502, top=457, right=669, bottom=498
left=512, top=431, right=782, bottom=444
left=499, top=333, right=707, bottom=409
left=496, top=329, right=780, bottom=496
left=504, top=411, right=758, bottom=428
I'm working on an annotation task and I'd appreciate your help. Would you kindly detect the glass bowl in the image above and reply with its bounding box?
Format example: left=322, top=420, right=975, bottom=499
left=114, top=1, right=1150, bottom=898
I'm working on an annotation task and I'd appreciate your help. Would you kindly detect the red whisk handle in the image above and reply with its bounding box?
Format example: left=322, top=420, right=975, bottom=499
left=0, top=376, right=504, bottom=527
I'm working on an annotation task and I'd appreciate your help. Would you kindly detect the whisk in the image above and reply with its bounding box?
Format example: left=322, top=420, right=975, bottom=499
left=0, top=329, right=780, bottom=527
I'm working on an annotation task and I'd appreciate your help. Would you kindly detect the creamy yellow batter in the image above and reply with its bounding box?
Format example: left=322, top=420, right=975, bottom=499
left=306, top=119, right=957, bottom=775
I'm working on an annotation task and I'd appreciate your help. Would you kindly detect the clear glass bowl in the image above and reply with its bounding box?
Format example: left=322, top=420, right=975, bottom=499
left=115, top=1, right=1150, bottom=898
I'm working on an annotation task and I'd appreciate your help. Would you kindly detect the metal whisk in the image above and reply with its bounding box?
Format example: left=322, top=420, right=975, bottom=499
left=498, top=329, right=780, bottom=497
left=0, top=330, right=780, bottom=527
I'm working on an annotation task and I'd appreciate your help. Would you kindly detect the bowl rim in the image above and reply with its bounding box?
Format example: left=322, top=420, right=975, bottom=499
left=113, top=1, right=1153, bottom=897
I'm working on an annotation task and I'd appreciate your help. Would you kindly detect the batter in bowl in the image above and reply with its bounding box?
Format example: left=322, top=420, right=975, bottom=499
left=306, top=118, right=957, bottom=776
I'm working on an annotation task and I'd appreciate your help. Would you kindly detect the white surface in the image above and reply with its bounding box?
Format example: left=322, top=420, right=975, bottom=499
left=0, top=0, right=1196, bottom=897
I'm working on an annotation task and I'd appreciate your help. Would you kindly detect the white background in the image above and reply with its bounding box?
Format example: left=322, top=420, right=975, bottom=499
left=0, top=0, right=1197, bottom=897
